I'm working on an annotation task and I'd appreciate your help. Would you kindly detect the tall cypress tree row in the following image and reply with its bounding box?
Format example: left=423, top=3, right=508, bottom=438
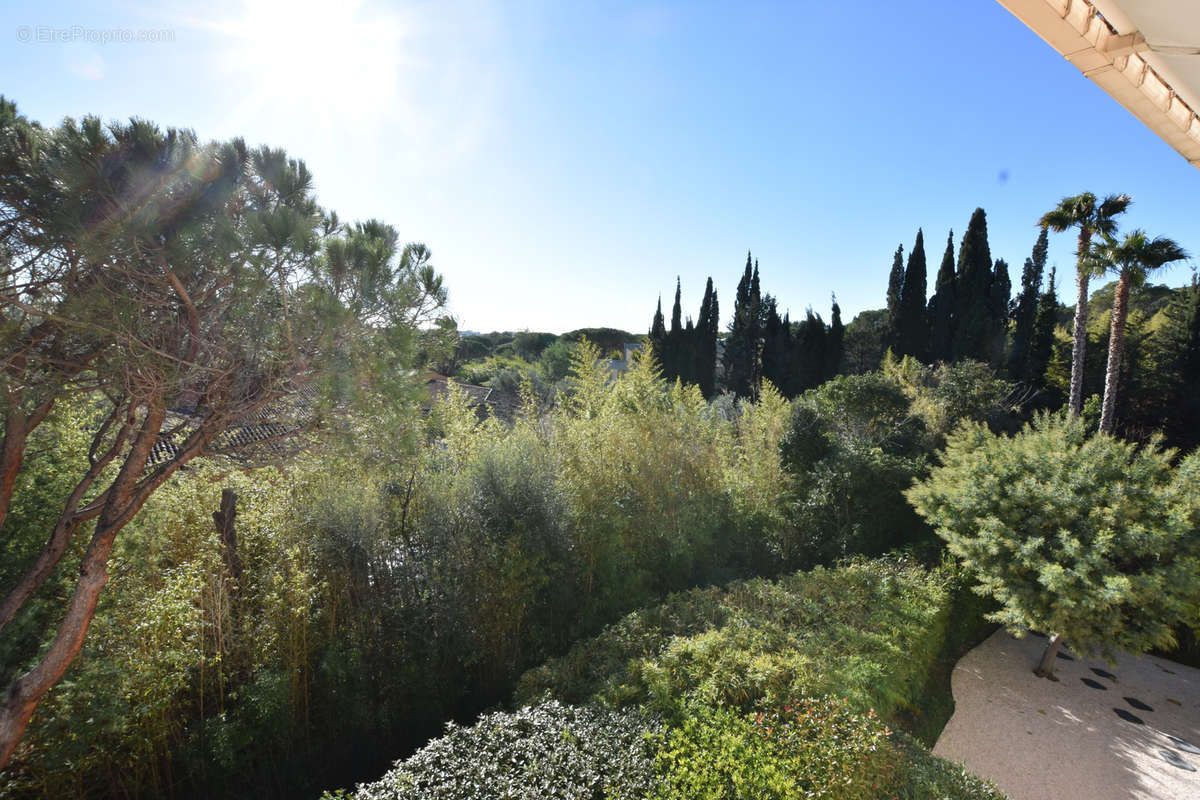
left=827, top=294, right=845, bottom=380
left=927, top=230, right=956, bottom=362
left=761, top=296, right=789, bottom=392
left=897, top=229, right=928, bottom=360
left=988, top=258, right=1012, bottom=368
left=1008, top=227, right=1049, bottom=381
left=952, top=208, right=993, bottom=362
left=885, top=244, right=905, bottom=351
left=682, top=316, right=696, bottom=387
left=1029, top=266, right=1058, bottom=393
left=791, top=308, right=827, bottom=393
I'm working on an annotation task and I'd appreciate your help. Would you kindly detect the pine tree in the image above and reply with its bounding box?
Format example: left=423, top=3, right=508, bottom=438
left=988, top=258, right=1012, bottom=368
left=1029, top=267, right=1058, bottom=392
left=927, top=230, right=956, bottom=362
left=885, top=243, right=905, bottom=351
left=827, top=294, right=845, bottom=380
left=908, top=414, right=1200, bottom=680
left=952, top=208, right=993, bottom=362
left=897, top=229, right=928, bottom=360
left=1009, top=228, right=1049, bottom=381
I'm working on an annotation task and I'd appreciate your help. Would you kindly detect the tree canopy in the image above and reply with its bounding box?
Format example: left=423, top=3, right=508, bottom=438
left=0, top=98, right=446, bottom=766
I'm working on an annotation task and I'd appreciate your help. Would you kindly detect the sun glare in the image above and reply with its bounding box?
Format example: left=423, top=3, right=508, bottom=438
left=216, top=0, right=408, bottom=125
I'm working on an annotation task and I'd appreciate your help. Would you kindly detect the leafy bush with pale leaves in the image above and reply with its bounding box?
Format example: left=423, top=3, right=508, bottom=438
left=328, top=700, right=661, bottom=800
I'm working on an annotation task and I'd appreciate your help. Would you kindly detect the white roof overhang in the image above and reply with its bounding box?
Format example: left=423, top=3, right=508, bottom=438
left=997, top=0, right=1200, bottom=169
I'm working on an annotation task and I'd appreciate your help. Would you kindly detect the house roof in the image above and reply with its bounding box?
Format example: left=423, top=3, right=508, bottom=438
left=997, top=0, right=1200, bottom=169
left=423, top=373, right=493, bottom=405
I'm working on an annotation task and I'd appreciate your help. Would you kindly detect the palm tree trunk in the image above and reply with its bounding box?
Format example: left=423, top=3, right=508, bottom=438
left=1068, top=268, right=1090, bottom=417
left=1067, top=225, right=1094, bottom=417
left=1099, top=270, right=1131, bottom=433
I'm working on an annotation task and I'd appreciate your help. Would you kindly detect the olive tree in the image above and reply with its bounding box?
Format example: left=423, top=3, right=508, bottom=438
left=907, top=413, right=1200, bottom=679
left=0, top=99, right=445, bottom=765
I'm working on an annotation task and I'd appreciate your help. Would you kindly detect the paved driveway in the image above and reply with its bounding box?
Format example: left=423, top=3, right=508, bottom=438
left=934, top=630, right=1200, bottom=800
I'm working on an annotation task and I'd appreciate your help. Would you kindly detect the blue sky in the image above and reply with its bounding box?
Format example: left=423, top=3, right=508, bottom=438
left=3, top=0, right=1198, bottom=334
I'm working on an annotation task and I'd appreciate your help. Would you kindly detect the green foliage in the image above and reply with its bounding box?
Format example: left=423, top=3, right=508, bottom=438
left=890, top=733, right=1006, bottom=800
left=1009, top=229, right=1049, bottom=382
left=516, top=558, right=951, bottom=723
left=537, top=339, right=573, bottom=381
left=896, top=229, right=929, bottom=361
left=908, top=413, right=1200, bottom=661
left=953, top=208, right=995, bottom=362
left=927, top=230, right=957, bottom=364
left=334, top=700, right=661, bottom=800
left=780, top=372, right=932, bottom=565
left=652, top=698, right=897, bottom=800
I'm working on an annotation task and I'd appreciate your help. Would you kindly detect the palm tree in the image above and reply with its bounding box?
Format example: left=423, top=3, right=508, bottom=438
left=1038, top=192, right=1132, bottom=416
left=1091, top=231, right=1189, bottom=433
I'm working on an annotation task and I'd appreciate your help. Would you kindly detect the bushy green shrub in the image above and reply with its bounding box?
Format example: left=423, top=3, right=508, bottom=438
left=780, top=375, right=931, bottom=568
left=890, top=733, right=1006, bottom=800
left=652, top=698, right=897, bottom=800
left=331, top=700, right=661, bottom=800
left=908, top=412, right=1200, bottom=668
left=516, top=557, right=951, bottom=722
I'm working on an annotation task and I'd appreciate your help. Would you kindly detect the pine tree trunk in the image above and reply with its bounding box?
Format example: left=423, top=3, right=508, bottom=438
left=1099, top=271, right=1131, bottom=434
left=1034, top=633, right=1062, bottom=679
left=1068, top=228, right=1092, bottom=417
left=0, top=403, right=164, bottom=770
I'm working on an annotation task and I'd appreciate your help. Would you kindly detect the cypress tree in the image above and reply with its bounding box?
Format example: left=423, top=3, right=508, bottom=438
left=761, top=296, right=789, bottom=393
left=897, top=229, right=928, bottom=360
left=827, top=294, right=845, bottom=380
left=683, top=316, right=696, bottom=387
left=988, top=258, right=1012, bottom=368
left=748, top=260, right=764, bottom=398
left=1030, top=266, right=1058, bottom=391
left=885, top=244, right=905, bottom=350
left=1008, top=228, right=1049, bottom=381
left=727, top=252, right=758, bottom=398
left=665, top=276, right=684, bottom=380
left=649, top=296, right=666, bottom=359
left=928, top=230, right=956, bottom=362
left=707, top=287, right=720, bottom=395
left=952, top=208, right=993, bottom=362
left=696, top=277, right=718, bottom=397
left=791, top=308, right=827, bottom=393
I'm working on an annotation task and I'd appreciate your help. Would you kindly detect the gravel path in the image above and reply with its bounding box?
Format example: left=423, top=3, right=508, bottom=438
left=934, top=629, right=1200, bottom=800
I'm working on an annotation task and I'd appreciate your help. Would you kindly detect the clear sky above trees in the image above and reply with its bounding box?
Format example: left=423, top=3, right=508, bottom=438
left=2, top=0, right=1197, bottom=333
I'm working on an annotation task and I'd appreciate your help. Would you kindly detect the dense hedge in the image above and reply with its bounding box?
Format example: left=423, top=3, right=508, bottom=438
left=330, top=701, right=661, bottom=800
left=338, top=559, right=1005, bottom=800
left=516, top=556, right=952, bottom=720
